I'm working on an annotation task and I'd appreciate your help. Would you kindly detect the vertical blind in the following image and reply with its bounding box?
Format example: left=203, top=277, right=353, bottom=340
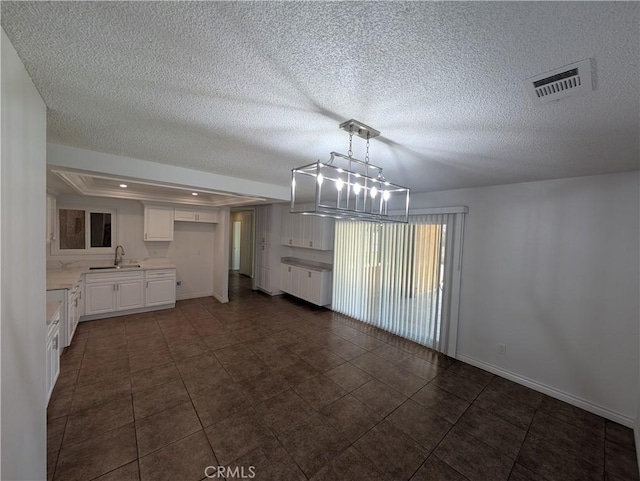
left=333, top=214, right=456, bottom=351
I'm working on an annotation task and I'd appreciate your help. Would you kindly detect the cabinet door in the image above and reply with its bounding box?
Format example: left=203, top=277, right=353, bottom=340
left=196, top=211, right=217, bottom=223
left=303, top=216, right=314, bottom=248
left=46, top=328, right=60, bottom=404
left=174, top=208, right=196, bottom=222
left=320, top=217, right=335, bottom=250
left=68, top=295, right=79, bottom=342
left=292, top=214, right=304, bottom=247
left=144, top=206, right=174, bottom=241
left=299, top=269, right=313, bottom=302
left=46, top=335, right=53, bottom=402
left=281, top=211, right=293, bottom=246
left=280, top=264, right=291, bottom=293
left=85, top=283, right=116, bottom=315
left=146, top=278, right=176, bottom=306
left=117, top=279, right=144, bottom=310
left=255, top=206, right=266, bottom=244
left=256, top=246, right=269, bottom=290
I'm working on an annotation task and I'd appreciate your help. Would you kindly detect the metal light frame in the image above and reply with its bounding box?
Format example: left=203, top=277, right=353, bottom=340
left=291, top=120, right=410, bottom=223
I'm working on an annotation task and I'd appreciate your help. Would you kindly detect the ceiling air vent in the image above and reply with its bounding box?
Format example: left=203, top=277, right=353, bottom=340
left=523, top=59, right=593, bottom=105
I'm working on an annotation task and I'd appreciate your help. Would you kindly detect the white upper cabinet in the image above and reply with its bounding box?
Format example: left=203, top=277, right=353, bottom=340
left=144, top=205, right=174, bottom=241
left=281, top=207, right=335, bottom=250
left=174, top=208, right=218, bottom=223
left=174, top=208, right=196, bottom=222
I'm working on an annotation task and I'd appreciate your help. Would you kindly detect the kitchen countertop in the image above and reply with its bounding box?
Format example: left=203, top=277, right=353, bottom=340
left=280, top=257, right=332, bottom=272
left=47, top=260, right=177, bottom=290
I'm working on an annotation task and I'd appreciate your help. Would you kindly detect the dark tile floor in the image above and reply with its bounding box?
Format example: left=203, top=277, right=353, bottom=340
left=47, top=273, right=638, bottom=481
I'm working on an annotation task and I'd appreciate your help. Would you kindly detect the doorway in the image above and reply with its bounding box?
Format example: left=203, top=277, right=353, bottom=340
left=229, top=209, right=254, bottom=278
left=231, top=221, right=241, bottom=271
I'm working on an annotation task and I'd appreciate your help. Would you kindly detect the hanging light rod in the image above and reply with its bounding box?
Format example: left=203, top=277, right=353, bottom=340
left=291, top=119, right=410, bottom=223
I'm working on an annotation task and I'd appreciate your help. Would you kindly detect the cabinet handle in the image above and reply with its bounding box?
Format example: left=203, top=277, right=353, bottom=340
left=113, top=284, right=116, bottom=291
left=146, top=281, right=149, bottom=288
left=308, top=272, right=312, bottom=278
left=309, top=241, right=313, bottom=247
left=117, top=284, right=119, bottom=291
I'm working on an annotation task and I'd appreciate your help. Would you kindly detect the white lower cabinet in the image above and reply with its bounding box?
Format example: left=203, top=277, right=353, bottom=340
left=85, top=282, right=116, bottom=315
left=85, top=271, right=145, bottom=316
left=46, top=311, right=60, bottom=404
left=280, top=263, right=332, bottom=306
left=67, top=285, right=81, bottom=342
left=118, top=278, right=145, bottom=310
left=145, top=269, right=177, bottom=307
left=255, top=244, right=274, bottom=294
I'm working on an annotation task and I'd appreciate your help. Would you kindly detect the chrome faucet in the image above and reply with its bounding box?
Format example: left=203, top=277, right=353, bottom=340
left=115, top=245, right=125, bottom=266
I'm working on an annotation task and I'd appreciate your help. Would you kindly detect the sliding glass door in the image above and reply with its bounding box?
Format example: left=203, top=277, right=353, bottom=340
left=333, top=213, right=461, bottom=352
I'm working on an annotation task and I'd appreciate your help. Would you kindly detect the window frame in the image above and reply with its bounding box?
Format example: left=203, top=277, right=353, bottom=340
left=52, top=205, right=117, bottom=256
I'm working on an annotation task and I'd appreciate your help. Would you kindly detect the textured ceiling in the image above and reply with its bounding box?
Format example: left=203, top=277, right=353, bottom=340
left=2, top=2, right=639, bottom=194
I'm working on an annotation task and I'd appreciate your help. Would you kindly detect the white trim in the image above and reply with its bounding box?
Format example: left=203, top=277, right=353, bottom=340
left=212, top=291, right=229, bottom=304
left=80, top=303, right=174, bottom=321
left=635, top=428, right=640, bottom=474
left=446, top=214, right=465, bottom=357
left=457, top=354, right=635, bottom=427
left=389, top=206, right=469, bottom=216
left=176, top=291, right=214, bottom=301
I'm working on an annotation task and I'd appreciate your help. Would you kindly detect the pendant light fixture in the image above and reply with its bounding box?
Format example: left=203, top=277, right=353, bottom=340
left=291, top=119, right=410, bottom=223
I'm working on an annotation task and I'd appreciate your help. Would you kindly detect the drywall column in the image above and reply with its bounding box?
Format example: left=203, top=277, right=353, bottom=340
left=213, top=207, right=230, bottom=303
left=1, top=30, right=47, bottom=480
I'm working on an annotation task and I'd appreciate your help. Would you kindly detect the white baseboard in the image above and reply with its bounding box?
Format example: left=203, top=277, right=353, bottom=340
left=176, top=291, right=214, bottom=301
left=635, top=427, right=640, bottom=471
left=80, top=303, right=175, bottom=322
left=212, top=291, right=229, bottom=304
left=457, top=354, right=635, bottom=428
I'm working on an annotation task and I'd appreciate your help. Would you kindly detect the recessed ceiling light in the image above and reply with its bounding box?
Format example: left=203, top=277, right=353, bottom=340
left=191, top=192, right=198, bottom=196
left=119, top=184, right=127, bottom=188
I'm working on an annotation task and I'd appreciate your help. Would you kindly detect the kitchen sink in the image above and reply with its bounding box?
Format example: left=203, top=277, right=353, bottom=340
left=89, top=264, right=141, bottom=270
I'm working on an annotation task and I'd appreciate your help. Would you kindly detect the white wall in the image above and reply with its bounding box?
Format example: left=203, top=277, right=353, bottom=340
left=48, top=195, right=215, bottom=300
left=213, top=208, right=230, bottom=303
left=411, top=172, right=639, bottom=425
left=1, top=30, right=47, bottom=480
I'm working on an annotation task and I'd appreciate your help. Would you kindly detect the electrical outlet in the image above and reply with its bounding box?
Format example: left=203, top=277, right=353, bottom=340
left=176, top=281, right=182, bottom=286
left=498, top=344, right=507, bottom=355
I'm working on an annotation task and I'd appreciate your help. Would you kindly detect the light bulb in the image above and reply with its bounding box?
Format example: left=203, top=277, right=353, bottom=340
left=336, top=179, right=344, bottom=191
left=191, top=192, right=198, bottom=196
left=383, top=190, right=390, bottom=201
left=317, top=174, right=324, bottom=186
left=371, top=186, right=378, bottom=198
left=119, top=184, right=127, bottom=188
left=353, top=183, right=361, bottom=195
